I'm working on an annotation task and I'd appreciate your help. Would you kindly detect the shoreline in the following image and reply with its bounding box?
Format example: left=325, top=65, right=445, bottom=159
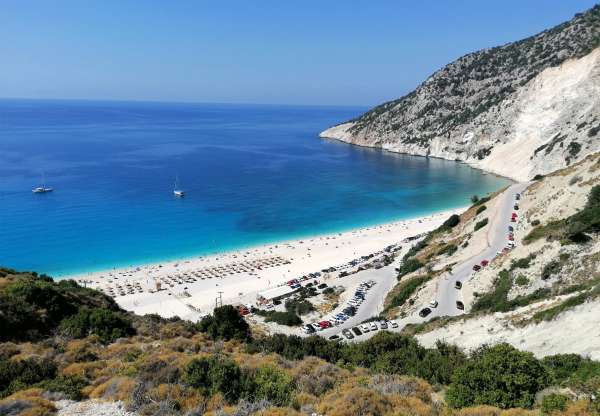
left=71, top=206, right=467, bottom=320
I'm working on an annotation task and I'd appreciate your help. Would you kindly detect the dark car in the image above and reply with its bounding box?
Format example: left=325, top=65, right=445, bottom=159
left=419, top=307, right=432, bottom=318
left=454, top=281, right=462, bottom=289
left=328, top=334, right=340, bottom=341
left=342, top=329, right=354, bottom=339
left=317, top=283, right=328, bottom=289
left=456, top=301, right=464, bottom=310
left=273, top=299, right=282, bottom=305
left=514, top=205, right=519, bottom=210
left=351, top=327, right=362, bottom=336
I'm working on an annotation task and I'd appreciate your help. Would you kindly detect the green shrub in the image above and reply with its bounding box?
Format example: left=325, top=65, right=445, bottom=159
left=197, top=305, right=251, bottom=341
left=531, top=219, right=541, bottom=226
left=263, top=311, right=302, bottom=326
left=0, top=273, right=119, bottom=342
left=245, top=365, right=295, bottom=406
left=510, top=254, right=536, bottom=270
left=387, top=275, right=431, bottom=309
left=514, top=275, right=529, bottom=286
left=446, top=343, right=549, bottom=409
left=474, top=218, right=489, bottom=231
left=397, top=258, right=424, bottom=278
left=472, top=270, right=512, bottom=312
left=285, top=299, right=315, bottom=315
left=541, top=393, right=569, bottom=414
left=437, top=244, right=458, bottom=256
left=184, top=356, right=242, bottom=402
left=533, top=293, right=588, bottom=322
left=0, top=357, right=57, bottom=398
left=476, top=205, right=487, bottom=215
left=59, top=308, right=134, bottom=344
left=443, top=214, right=461, bottom=228
left=37, top=375, right=88, bottom=400
left=541, top=261, right=562, bottom=280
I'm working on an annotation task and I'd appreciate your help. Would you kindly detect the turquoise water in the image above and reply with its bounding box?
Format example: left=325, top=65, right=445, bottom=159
left=0, top=99, right=510, bottom=277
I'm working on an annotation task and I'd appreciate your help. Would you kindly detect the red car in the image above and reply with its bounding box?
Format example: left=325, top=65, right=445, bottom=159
left=511, top=217, right=516, bottom=223
left=508, top=235, right=514, bottom=241
left=512, top=212, right=518, bottom=218
left=480, top=260, right=489, bottom=267
left=472, top=265, right=481, bottom=272
left=318, top=321, right=332, bottom=329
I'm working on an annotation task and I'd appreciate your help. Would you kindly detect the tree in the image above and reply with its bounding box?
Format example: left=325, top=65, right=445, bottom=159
left=197, top=305, right=251, bottom=341
left=446, top=343, right=549, bottom=409
left=246, top=366, right=295, bottom=406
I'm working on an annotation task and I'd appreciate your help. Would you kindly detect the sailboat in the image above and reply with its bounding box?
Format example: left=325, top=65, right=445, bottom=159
left=173, top=175, right=184, bottom=197
left=32, top=173, right=53, bottom=193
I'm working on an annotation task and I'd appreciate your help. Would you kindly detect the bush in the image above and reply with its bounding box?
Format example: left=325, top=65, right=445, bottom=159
left=37, top=375, right=88, bottom=400
left=514, top=275, right=529, bottom=286
left=437, top=244, right=458, bottom=256
left=443, top=214, right=461, bottom=228
left=474, top=218, right=489, bottom=231
left=397, top=258, right=424, bottom=278
left=246, top=366, right=295, bottom=406
left=184, top=356, right=242, bottom=402
left=59, top=308, right=134, bottom=344
left=0, top=273, right=119, bottom=342
left=263, top=311, right=303, bottom=326
left=471, top=195, right=480, bottom=204
left=446, top=343, right=549, bottom=409
left=531, top=219, right=541, bottom=226
left=387, top=275, right=431, bottom=309
left=533, top=292, right=588, bottom=322
left=285, top=299, right=315, bottom=316
left=476, top=205, right=487, bottom=215
left=510, top=254, right=535, bottom=270
left=197, top=305, right=251, bottom=341
left=541, top=393, right=569, bottom=414
left=0, top=357, right=57, bottom=398
left=541, top=261, right=562, bottom=280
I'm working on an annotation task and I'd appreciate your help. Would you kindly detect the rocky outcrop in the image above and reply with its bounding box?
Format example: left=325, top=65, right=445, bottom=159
left=321, top=6, right=600, bottom=181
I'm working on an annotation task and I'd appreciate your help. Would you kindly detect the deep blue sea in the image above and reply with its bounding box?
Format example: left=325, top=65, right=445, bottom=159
left=0, top=99, right=510, bottom=277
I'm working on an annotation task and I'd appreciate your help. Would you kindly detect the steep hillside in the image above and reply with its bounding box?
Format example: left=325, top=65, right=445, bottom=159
left=1, top=271, right=600, bottom=415
left=321, top=5, right=600, bottom=181
left=388, top=153, right=600, bottom=359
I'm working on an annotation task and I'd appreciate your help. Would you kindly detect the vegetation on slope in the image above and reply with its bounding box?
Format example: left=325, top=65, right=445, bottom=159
left=0, top=264, right=599, bottom=415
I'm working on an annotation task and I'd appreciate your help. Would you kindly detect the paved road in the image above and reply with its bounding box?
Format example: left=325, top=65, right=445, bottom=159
left=330, top=182, right=530, bottom=341
left=431, top=182, right=530, bottom=318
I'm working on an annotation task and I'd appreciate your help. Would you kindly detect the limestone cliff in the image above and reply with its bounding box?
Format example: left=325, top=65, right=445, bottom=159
left=321, top=6, right=600, bottom=181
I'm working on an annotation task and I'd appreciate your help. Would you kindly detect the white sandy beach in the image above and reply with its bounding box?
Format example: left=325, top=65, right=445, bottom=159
left=70, top=209, right=464, bottom=321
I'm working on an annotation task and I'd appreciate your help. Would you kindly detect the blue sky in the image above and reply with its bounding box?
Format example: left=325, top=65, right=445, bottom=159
left=1, top=1, right=597, bottom=106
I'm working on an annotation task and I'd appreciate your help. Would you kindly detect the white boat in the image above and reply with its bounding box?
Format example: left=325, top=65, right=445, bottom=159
left=173, top=175, right=184, bottom=197
left=32, top=173, right=53, bottom=193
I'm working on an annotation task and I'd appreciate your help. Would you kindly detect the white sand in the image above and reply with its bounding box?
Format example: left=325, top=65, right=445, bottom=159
left=69, top=209, right=464, bottom=321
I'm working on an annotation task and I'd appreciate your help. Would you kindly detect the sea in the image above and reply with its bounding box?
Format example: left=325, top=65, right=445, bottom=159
left=0, top=99, right=511, bottom=277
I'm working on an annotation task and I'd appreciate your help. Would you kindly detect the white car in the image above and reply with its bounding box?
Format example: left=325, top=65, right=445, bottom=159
left=429, top=300, right=438, bottom=308
left=389, top=320, right=399, bottom=329
left=370, top=322, right=378, bottom=331
left=360, top=324, right=371, bottom=333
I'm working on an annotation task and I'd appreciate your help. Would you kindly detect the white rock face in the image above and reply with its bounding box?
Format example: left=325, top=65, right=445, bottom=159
left=321, top=48, right=600, bottom=181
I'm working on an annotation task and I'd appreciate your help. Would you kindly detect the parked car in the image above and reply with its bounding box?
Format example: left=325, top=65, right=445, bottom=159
left=455, top=281, right=462, bottom=289
left=328, top=334, right=340, bottom=340
left=429, top=299, right=438, bottom=308
left=419, top=307, right=432, bottom=318
left=379, top=320, right=388, bottom=329
left=351, top=327, right=362, bottom=336
left=359, top=324, right=370, bottom=333
left=318, top=320, right=332, bottom=330
left=511, top=217, right=517, bottom=223
left=456, top=301, right=465, bottom=310
left=369, top=322, right=378, bottom=331
left=481, top=259, right=489, bottom=267
left=508, top=225, right=514, bottom=232
left=472, top=264, right=481, bottom=272
left=317, top=283, right=328, bottom=289
left=390, top=320, right=399, bottom=329
left=302, top=324, right=315, bottom=334
left=342, top=329, right=354, bottom=339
